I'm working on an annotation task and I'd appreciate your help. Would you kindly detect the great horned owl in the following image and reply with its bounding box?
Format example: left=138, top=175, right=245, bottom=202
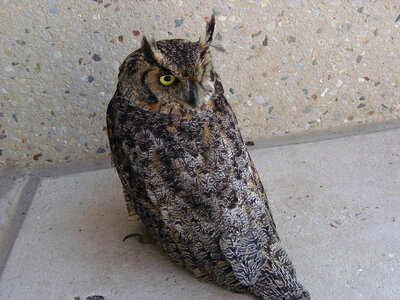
left=107, top=15, right=310, bottom=300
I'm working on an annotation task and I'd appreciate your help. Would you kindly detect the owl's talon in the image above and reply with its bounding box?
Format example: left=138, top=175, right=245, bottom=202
left=123, top=233, right=155, bottom=244
left=123, top=233, right=143, bottom=242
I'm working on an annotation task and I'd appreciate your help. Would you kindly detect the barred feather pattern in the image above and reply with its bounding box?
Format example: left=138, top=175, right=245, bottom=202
left=107, top=36, right=310, bottom=299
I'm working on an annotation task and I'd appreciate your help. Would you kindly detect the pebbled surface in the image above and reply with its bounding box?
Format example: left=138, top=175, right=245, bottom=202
left=1, top=0, right=399, bottom=168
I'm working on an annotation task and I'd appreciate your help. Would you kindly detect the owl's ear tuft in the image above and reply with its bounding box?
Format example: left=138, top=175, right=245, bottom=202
left=142, top=36, right=162, bottom=64
left=142, top=36, right=156, bottom=61
left=200, top=14, right=215, bottom=47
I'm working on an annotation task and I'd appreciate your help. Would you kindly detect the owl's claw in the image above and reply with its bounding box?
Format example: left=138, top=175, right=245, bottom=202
left=123, top=233, right=143, bottom=242
left=123, top=233, right=155, bottom=244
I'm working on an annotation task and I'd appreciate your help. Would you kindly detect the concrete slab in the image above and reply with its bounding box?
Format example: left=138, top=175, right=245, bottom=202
left=0, top=128, right=399, bottom=299
left=252, top=128, right=400, bottom=299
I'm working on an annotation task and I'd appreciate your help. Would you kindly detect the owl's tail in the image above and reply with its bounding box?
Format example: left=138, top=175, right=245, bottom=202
left=219, top=228, right=310, bottom=300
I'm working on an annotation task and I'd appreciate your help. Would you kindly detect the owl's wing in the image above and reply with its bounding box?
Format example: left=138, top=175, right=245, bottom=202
left=248, top=157, right=277, bottom=230
left=219, top=224, right=298, bottom=294
left=106, top=95, right=143, bottom=216
left=219, top=227, right=269, bottom=286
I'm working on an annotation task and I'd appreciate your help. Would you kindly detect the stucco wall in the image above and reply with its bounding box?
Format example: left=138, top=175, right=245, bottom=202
left=1, top=0, right=399, bottom=168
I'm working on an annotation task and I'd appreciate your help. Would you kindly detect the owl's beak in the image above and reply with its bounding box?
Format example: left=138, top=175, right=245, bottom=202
left=188, top=80, right=198, bottom=108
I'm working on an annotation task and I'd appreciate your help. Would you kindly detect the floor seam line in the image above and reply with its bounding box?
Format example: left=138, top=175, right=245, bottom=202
left=0, top=176, right=41, bottom=280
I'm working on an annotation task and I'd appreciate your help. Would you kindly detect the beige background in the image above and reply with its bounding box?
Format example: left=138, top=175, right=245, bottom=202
left=1, top=0, right=399, bottom=168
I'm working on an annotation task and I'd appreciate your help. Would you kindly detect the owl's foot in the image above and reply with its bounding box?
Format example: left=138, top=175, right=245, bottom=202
left=123, top=233, right=155, bottom=244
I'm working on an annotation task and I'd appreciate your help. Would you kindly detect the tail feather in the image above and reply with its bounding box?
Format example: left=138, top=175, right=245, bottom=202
left=219, top=227, right=310, bottom=299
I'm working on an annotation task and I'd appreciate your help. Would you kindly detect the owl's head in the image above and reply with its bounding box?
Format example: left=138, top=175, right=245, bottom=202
left=117, top=15, right=216, bottom=111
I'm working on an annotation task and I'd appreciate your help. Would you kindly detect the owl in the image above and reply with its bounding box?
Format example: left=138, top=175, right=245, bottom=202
left=107, top=15, right=310, bottom=300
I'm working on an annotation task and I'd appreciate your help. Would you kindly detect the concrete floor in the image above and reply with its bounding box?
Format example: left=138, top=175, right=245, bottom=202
left=0, top=128, right=399, bottom=300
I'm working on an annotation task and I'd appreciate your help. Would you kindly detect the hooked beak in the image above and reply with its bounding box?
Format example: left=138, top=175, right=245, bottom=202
left=188, top=80, right=197, bottom=108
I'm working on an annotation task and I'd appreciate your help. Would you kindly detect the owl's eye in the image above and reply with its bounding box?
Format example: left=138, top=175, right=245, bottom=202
left=159, top=75, right=176, bottom=86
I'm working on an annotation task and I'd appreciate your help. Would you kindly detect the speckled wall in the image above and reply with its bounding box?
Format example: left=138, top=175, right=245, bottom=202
left=1, top=0, right=399, bottom=168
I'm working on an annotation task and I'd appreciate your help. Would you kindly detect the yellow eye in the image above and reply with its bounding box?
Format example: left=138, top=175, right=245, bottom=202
left=159, top=75, right=176, bottom=86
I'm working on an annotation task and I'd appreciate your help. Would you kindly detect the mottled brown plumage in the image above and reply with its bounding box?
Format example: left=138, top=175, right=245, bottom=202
left=107, top=15, right=310, bottom=299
